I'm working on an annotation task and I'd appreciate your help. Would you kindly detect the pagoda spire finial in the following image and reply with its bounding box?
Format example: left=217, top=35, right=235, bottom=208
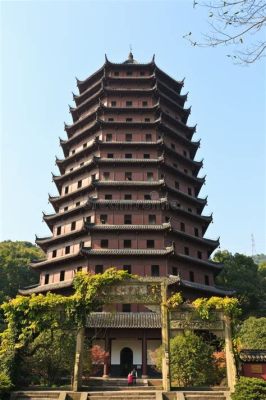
left=128, top=44, right=134, bottom=61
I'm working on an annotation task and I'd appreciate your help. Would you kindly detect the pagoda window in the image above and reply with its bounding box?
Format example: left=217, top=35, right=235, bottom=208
left=122, top=304, right=131, bottom=312
left=147, top=240, right=155, bottom=249
left=72, top=149, right=76, bottom=155
left=151, top=265, right=159, bottom=277
left=194, top=228, right=199, bottom=237
left=105, top=194, right=112, bottom=199
left=126, top=71, right=133, bottom=76
left=126, top=118, right=133, bottom=122
left=196, top=208, right=201, bottom=215
left=83, top=143, right=87, bottom=148
left=108, top=118, right=114, bottom=122
left=144, top=153, right=150, bottom=159
left=175, top=181, right=179, bottom=189
left=172, top=267, right=178, bottom=276
left=126, top=101, right=132, bottom=107
left=180, top=222, right=185, bottom=232
left=77, top=266, right=83, bottom=272
left=124, top=215, right=132, bottom=224
left=56, top=226, right=61, bottom=236
left=183, top=150, right=187, bottom=157
left=207, top=250, right=212, bottom=258
left=146, top=134, right=152, bottom=141
left=144, top=194, right=151, bottom=200
left=60, top=270, right=65, bottom=282
left=64, top=186, right=69, bottom=195
left=111, top=101, right=117, bottom=107
left=103, top=172, right=110, bottom=181
left=64, top=206, right=68, bottom=212
left=165, top=216, right=170, bottom=222
left=123, top=265, right=131, bottom=274
left=86, top=216, right=91, bottom=223
left=101, top=240, right=108, bottom=248
left=114, top=71, right=119, bottom=76
left=205, top=275, right=210, bottom=285
left=124, top=194, right=132, bottom=200
left=100, top=214, right=107, bottom=224
left=71, top=221, right=76, bottom=231
left=106, top=134, right=112, bottom=142
left=125, top=153, right=132, bottom=159
left=80, top=162, right=84, bottom=167
left=65, top=245, right=70, bottom=254
left=145, top=118, right=150, bottom=122
left=188, top=187, right=192, bottom=196
left=91, top=174, right=96, bottom=182
left=107, top=153, right=114, bottom=158
left=149, top=215, right=156, bottom=224
left=125, top=133, right=132, bottom=142
left=95, top=265, right=103, bottom=274
left=147, top=172, right=154, bottom=181
left=142, top=101, right=148, bottom=107
left=52, top=249, right=57, bottom=258
left=44, top=274, right=49, bottom=285
left=160, top=173, right=164, bottom=179
left=197, top=251, right=202, bottom=259
left=184, top=247, right=189, bottom=255
left=76, top=201, right=80, bottom=207
left=125, top=172, right=132, bottom=181
left=140, top=71, right=145, bottom=76
left=124, top=240, right=131, bottom=248
left=189, top=271, right=195, bottom=282
left=77, top=180, right=82, bottom=188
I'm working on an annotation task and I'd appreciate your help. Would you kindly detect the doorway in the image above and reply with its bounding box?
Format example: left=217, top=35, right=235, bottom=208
left=120, top=347, right=133, bottom=376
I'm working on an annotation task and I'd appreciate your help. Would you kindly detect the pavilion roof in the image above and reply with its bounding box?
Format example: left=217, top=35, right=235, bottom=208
left=87, top=312, right=161, bottom=329
left=239, top=350, right=266, bottom=363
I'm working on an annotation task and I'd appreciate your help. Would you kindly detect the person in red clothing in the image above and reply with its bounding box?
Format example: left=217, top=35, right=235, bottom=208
left=127, top=371, right=133, bottom=386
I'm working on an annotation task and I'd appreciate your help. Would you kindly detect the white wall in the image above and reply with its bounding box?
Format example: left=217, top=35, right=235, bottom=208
left=111, top=339, right=142, bottom=365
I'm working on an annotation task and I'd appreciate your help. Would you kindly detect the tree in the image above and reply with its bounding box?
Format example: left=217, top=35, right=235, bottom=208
left=184, top=1, right=266, bottom=64
left=0, top=241, right=43, bottom=304
left=237, top=317, right=266, bottom=349
left=232, top=377, right=266, bottom=400
left=170, top=331, right=219, bottom=386
left=213, top=251, right=264, bottom=316
left=20, top=329, right=76, bottom=386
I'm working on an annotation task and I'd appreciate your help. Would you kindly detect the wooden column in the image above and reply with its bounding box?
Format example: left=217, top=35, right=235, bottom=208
left=224, top=315, right=237, bottom=392
left=73, top=327, right=85, bottom=392
left=161, top=281, right=170, bottom=391
left=103, top=336, right=110, bottom=378
left=142, top=330, right=148, bottom=378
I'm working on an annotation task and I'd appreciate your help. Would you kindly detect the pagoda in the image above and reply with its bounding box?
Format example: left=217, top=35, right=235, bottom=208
left=22, top=53, right=232, bottom=377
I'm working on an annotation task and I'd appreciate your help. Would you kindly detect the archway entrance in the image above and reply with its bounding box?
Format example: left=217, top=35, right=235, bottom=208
left=120, top=347, right=133, bottom=376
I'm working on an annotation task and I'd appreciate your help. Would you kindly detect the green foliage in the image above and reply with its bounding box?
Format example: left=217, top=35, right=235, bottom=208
left=170, top=331, right=218, bottom=386
left=237, top=317, right=266, bottom=350
left=0, top=268, right=130, bottom=388
left=231, top=377, right=266, bottom=400
left=0, top=370, right=13, bottom=394
left=166, top=292, right=183, bottom=309
left=192, top=296, right=241, bottom=320
left=214, top=251, right=264, bottom=317
left=20, top=328, right=76, bottom=386
left=0, top=241, right=43, bottom=304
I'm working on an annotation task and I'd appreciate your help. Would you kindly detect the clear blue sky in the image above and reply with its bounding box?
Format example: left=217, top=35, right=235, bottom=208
left=1, top=1, right=265, bottom=255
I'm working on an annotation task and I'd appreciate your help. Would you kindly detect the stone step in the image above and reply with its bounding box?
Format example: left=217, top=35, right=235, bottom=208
left=184, top=392, right=227, bottom=400
left=11, top=392, right=59, bottom=400
left=85, top=387, right=160, bottom=392
left=87, top=391, right=157, bottom=400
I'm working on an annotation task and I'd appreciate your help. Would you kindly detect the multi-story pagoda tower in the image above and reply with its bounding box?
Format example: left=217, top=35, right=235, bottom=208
left=23, top=53, right=230, bottom=301
left=22, top=53, right=233, bottom=377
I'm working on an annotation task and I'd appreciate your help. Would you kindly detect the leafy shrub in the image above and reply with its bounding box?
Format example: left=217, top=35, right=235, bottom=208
left=0, top=370, right=13, bottom=394
left=232, top=377, right=266, bottom=400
